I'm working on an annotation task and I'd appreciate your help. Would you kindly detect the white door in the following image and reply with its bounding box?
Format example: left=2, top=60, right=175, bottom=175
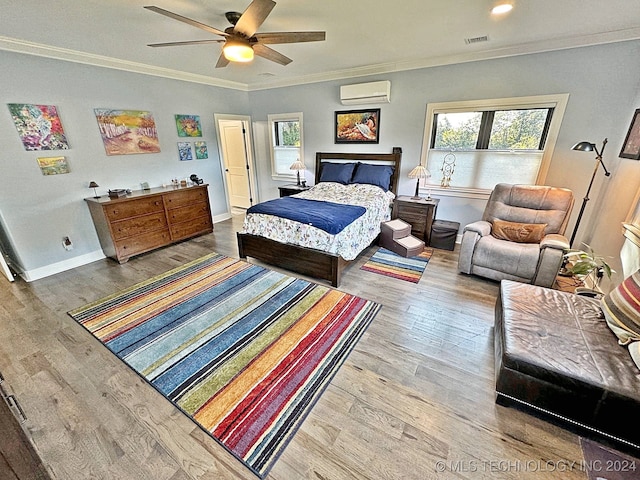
left=217, top=118, right=253, bottom=209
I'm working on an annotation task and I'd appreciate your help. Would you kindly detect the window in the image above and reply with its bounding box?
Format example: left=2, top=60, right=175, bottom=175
left=268, top=112, right=303, bottom=180
left=420, top=95, right=568, bottom=196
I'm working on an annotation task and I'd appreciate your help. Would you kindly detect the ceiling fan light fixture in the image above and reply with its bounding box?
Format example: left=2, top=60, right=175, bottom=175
left=491, top=3, right=513, bottom=14
left=223, top=39, right=254, bottom=62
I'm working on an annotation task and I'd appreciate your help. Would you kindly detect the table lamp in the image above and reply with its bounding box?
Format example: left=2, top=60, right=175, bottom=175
left=408, top=165, right=431, bottom=200
left=289, top=159, right=306, bottom=186
left=89, top=181, right=100, bottom=198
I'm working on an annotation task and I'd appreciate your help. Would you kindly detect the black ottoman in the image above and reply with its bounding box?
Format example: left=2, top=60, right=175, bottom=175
left=495, top=280, right=640, bottom=449
left=430, top=219, right=459, bottom=250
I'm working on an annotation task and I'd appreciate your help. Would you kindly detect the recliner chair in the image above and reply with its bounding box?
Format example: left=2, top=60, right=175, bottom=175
left=458, top=183, right=574, bottom=288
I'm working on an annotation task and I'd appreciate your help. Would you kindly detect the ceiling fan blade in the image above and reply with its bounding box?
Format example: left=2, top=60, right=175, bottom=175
left=253, top=31, right=326, bottom=44
left=252, top=44, right=292, bottom=66
left=233, top=0, right=276, bottom=38
left=144, top=6, right=228, bottom=37
left=148, top=39, right=224, bottom=48
left=215, top=52, right=230, bottom=68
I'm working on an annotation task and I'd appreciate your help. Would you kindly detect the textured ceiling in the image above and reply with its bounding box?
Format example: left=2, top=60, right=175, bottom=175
left=1, top=0, right=639, bottom=90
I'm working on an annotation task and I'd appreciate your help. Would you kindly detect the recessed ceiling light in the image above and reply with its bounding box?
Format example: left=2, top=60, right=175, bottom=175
left=491, top=3, right=513, bottom=14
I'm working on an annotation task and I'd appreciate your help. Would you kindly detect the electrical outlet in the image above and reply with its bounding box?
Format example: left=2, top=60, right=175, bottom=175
left=62, top=236, right=73, bottom=251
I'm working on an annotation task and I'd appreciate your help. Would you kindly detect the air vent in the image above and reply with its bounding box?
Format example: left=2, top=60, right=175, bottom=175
left=465, top=35, right=489, bottom=45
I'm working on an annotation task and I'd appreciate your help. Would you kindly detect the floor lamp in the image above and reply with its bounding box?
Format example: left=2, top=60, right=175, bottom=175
left=569, top=138, right=611, bottom=247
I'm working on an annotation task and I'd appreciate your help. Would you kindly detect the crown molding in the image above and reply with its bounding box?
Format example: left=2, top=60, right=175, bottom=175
left=0, top=35, right=248, bottom=91
left=246, top=27, right=640, bottom=90
left=1, top=27, right=639, bottom=92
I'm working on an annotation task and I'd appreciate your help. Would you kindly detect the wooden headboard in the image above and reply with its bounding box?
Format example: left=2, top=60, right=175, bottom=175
left=315, top=147, right=402, bottom=195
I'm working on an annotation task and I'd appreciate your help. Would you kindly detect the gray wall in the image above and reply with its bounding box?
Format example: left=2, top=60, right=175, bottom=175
left=0, top=51, right=249, bottom=277
left=1, top=41, right=639, bottom=284
left=248, top=41, right=640, bottom=284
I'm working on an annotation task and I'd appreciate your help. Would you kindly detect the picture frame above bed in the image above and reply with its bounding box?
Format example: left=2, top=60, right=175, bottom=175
left=335, top=109, right=380, bottom=144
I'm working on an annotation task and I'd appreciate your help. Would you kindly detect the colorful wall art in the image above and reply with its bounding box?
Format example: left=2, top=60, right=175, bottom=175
left=94, top=109, right=160, bottom=155
left=194, top=141, right=208, bottom=159
left=8, top=104, right=70, bottom=151
left=175, top=114, right=202, bottom=137
left=335, top=109, right=380, bottom=144
left=177, top=142, right=193, bottom=161
left=37, top=156, right=70, bottom=175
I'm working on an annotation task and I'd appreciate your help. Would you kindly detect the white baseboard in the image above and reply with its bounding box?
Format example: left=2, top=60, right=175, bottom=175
left=213, top=212, right=233, bottom=223
left=20, top=250, right=106, bottom=282
left=19, top=218, right=234, bottom=282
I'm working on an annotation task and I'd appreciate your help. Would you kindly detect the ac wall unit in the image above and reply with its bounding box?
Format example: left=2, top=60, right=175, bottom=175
left=340, top=80, right=391, bottom=105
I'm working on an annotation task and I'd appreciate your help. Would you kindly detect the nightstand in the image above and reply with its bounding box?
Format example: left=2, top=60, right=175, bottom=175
left=278, top=184, right=311, bottom=197
left=392, top=196, right=440, bottom=245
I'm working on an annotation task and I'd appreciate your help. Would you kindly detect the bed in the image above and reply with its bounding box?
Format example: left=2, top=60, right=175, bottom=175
left=237, top=147, right=402, bottom=287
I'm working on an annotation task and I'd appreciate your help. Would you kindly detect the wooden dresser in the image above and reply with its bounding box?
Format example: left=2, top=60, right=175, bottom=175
left=85, top=185, right=213, bottom=263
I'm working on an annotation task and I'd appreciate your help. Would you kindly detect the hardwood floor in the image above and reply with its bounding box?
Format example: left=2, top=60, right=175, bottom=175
left=0, top=215, right=592, bottom=479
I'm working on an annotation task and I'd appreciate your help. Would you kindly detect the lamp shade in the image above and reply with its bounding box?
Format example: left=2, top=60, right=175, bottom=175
left=572, top=141, right=596, bottom=152
left=408, top=165, right=431, bottom=179
left=289, top=160, right=306, bottom=171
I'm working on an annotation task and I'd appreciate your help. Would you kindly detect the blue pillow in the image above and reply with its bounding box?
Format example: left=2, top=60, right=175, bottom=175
left=351, top=163, right=394, bottom=191
left=319, top=162, right=356, bottom=184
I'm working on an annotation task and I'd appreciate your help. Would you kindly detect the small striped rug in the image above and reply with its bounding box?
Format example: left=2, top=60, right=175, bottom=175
left=361, top=247, right=433, bottom=283
left=68, top=253, right=380, bottom=478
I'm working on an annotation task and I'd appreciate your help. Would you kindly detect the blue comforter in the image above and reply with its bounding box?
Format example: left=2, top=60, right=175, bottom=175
left=246, top=196, right=366, bottom=235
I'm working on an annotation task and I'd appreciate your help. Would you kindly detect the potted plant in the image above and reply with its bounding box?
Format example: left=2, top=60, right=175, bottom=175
left=563, top=243, right=615, bottom=295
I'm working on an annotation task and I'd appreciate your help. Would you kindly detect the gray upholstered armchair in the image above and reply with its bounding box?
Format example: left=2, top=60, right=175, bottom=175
left=458, top=183, right=574, bottom=288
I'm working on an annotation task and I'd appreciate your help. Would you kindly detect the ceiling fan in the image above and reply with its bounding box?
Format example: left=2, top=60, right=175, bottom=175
left=144, top=0, right=326, bottom=68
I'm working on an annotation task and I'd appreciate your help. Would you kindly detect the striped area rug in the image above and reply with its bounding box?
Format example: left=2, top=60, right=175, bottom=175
left=361, top=247, right=433, bottom=283
left=68, top=253, right=380, bottom=478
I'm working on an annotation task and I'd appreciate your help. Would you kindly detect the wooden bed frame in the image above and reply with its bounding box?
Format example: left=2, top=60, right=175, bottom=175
left=237, top=147, right=402, bottom=287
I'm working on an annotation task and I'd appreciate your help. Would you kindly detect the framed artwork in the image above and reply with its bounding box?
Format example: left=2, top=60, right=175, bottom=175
left=7, top=104, right=70, bottom=151
left=37, top=156, right=70, bottom=175
left=194, top=141, right=208, bottom=159
left=335, top=109, right=380, bottom=144
left=177, top=142, right=193, bottom=161
left=175, top=114, right=202, bottom=137
left=94, top=109, right=160, bottom=155
left=620, top=108, right=640, bottom=159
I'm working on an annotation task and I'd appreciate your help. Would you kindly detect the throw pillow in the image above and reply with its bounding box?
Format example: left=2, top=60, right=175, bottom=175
left=319, top=162, right=356, bottom=184
left=491, top=219, right=547, bottom=243
left=350, top=163, right=394, bottom=191
left=601, top=269, right=640, bottom=345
